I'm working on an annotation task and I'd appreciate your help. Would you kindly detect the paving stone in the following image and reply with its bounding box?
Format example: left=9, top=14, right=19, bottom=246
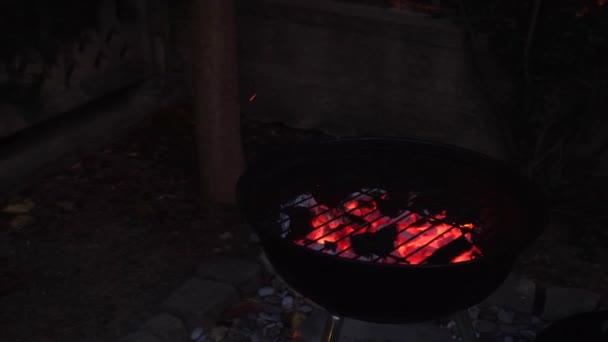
left=486, top=274, right=536, bottom=314
left=298, top=310, right=451, bottom=342
left=479, top=311, right=498, bottom=321
left=474, top=320, right=498, bottom=333
left=191, top=326, right=205, bottom=340
left=162, top=278, right=239, bottom=329
left=519, top=329, right=536, bottom=340
left=540, top=287, right=601, bottom=321
left=257, top=287, right=274, bottom=297
left=475, top=333, right=498, bottom=342
left=121, top=331, right=164, bottom=342
left=142, top=313, right=189, bottom=342
left=497, top=309, right=515, bottom=324
left=210, top=326, right=229, bottom=341
left=197, top=256, right=262, bottom=294
left=258, top=252, right=276, bottom=275
left=499, top=324, right=529, bottom=335
left=468, top=306, right=481, bottom=320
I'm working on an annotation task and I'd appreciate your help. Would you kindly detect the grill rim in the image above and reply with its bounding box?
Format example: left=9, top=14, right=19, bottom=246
left=237, top=136, right=547, bottom=322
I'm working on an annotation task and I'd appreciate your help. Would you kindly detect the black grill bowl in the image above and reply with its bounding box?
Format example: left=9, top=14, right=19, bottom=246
left=237, top=137, right=546, bottom=323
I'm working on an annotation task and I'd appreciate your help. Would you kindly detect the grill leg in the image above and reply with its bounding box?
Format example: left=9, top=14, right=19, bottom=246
left=321, top=314, right=343, bottom=342
left=453, top=310, right=477, bottom=342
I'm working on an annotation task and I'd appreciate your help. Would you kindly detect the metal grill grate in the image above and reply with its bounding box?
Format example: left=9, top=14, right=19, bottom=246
left=276, top=188, right=483, bottom=265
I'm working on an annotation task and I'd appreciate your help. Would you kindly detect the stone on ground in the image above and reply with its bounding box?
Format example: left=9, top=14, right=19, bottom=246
left=541, top=287, right=601, bottom=321
left=197, top=256, right=262, bottom=294
left=120, top=331, right=164, bottom=342
left=162, top=278, right=238, bottom=329
left=486, top=274, right=536, bottom=314
left=142, top=313, right=189, bottom=342
left=473, top=319, right=498, bottom=333
left=296, top=310, right=451, bottom=342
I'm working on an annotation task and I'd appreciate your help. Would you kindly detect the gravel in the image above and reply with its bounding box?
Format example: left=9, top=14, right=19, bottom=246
left=204, top=275, right=316, bottom=342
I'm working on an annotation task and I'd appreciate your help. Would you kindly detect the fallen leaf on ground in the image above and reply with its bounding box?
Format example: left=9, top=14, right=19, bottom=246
left=0, top=272, right=22, bottom=296
left=57, top=201, right=76, bottom=211
left=2, top=199, right=35, bottom=214
left=219, top=232, right=234, bottom=240
left=9, top=215, right=34, bottom=229
left=222, top=300, right=264, bottom=321
left=289, top=312, right=307, bottom=331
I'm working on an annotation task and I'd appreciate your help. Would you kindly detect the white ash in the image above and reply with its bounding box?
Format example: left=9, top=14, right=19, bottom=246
left=280, top=193, right=317, bottom=209
left=278, top=213, right=290, bottom=234
left=308, top=243, right=324, bottom=251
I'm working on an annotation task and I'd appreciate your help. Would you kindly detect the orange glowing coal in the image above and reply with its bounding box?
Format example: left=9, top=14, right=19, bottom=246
left=282, top=190, right=482, bottom=265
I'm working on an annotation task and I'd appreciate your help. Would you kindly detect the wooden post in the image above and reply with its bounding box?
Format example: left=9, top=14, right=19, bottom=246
left=191, top=0, right=244, bottom=204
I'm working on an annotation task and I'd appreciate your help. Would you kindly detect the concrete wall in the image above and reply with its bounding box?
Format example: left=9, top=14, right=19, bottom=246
left=0, top=0, right=157, bottom=139
left=236, top=0, right=506, bottom=158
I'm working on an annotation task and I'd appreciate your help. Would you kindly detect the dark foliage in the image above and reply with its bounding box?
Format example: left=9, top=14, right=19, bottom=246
left=0, top=0, right=140, bottom=105
left=462, top=0, right=608, bottom=226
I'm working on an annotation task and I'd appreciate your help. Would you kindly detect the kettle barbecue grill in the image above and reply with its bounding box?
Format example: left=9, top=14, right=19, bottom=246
left=237, top=137, right=546, bottom=341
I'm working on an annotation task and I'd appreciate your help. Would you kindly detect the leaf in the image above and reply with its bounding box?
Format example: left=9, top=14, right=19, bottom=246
left=57, top=201, right=76, bottom=211
left=9, top=214, right=34, bottom=229
left=2, top=198, right=35, bottom=214
left=290, top=312, right=308, bottom=331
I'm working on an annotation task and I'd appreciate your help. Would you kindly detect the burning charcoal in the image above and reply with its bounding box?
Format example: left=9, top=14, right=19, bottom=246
left=350, top=233, right=376, bottom=256
left=312, top=186, right=348, bottom=207
left=411, top=217, right=429, bottom=227
left=373, top=224, right=398, bottom=257
left=358, top=199, right=376, bottom=210
left=423, top=235, right=473, bottom=264
left=376, top=192, right=414, bottom=217
left=364, top=188, right=387, bottom=198
left=283, top=207, right=314, bottom=240
left=350, top=224, right=398, bottom=258
left=345, top=213, right=367, bottom=226
left=324, top=241, right=338, bottom=252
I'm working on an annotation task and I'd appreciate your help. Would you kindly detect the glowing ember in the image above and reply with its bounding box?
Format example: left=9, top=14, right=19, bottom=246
left=279, top=189, right=482, bottom=265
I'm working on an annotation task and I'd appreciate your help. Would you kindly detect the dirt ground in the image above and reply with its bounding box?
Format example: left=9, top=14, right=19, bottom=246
left=0, top=104, right=606, bottom=342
